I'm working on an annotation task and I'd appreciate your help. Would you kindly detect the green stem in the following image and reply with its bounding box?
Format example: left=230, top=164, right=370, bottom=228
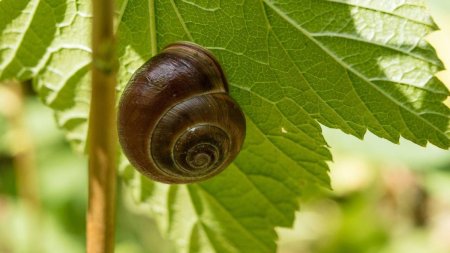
left=87, top=0, right=117, bottom=252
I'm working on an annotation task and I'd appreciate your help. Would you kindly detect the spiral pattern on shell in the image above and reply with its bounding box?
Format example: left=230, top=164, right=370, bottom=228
left=118, top=42, right=246, bottom=184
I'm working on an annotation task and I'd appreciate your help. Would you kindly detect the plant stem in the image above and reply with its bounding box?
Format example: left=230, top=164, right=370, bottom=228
left=0, top=81, right=40, bottom=210
left=0, top=81, right=41, bottom=251
left=87, top=0, right=117, bottom=252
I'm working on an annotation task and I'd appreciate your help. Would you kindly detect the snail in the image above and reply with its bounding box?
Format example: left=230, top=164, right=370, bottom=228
left=117, top=42, right=246, bottom=184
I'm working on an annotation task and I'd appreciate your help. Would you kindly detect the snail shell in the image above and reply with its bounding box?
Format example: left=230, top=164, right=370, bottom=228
left=118, top=42, right=246, bottom=184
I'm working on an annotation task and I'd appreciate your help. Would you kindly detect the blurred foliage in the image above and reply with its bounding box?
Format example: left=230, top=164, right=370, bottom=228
left=277, top=155, right=450, bottom=253
left=1, top=0, right=450, bottom=252
left=0, top=117, right=8, bottom=154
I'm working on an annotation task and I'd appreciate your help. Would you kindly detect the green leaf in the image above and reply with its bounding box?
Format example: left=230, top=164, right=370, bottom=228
left=0, top=0, right=92, bottom=150
left=1, top=0, right=449, bottom=252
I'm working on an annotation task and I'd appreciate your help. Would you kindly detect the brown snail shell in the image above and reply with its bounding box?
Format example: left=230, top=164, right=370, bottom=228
left=118, top=42, right=246, bottom=184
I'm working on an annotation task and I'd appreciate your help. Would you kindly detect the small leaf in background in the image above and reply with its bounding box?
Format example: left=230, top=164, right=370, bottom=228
left=1, top=0, right=449, bottom=252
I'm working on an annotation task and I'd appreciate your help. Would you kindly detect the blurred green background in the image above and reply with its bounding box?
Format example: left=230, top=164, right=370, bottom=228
left=1, top=1, right=449, bottom=253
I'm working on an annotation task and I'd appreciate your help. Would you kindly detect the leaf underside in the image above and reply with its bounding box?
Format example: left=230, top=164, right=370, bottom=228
left=1, top=0, right=448, bottom=252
